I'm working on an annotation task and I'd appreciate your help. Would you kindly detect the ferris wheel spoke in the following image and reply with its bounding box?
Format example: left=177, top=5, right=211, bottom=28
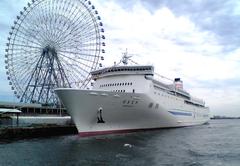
left=57, top=50, right=99, bottom=58
left=12, top=38, right=43, bottom=48
left=37, top=3, right=53, bottom=40
left=12, top=62, right=36, bottom=70
left=14, top=62, right=38, bottom=79
left=10, top=43, right=42, bottom=50
left=18, top=70, right=34, bottom=86
left=59, top=53, right=94, bottom=73
left=59, top=56, right=90, bottom=76
left=61, top=67, right=84, bottom=86
left=60, top=61, right=87, bottom=81
left=56, top=3, right=89, bottom=31
left=58, top=52, right=96, bottom=64
left=57, top=11, right=98, bottom=46
left=15, top=69, right=33, bottom=81
left=58, top=18, right=96, bottom=45
left=46, top=0, right=56, bottom=39
left=9, top=52, right=41, bottom=61
left=60, top=42, right=101, bottom=50
left=13, top=28, right=47, bottom=46
left=11, top=31, right=44, bottom=47
left=58, top=29, right=98, bottom=48
left=10, top=23, right=44, bottom=46
left=45, top=4, right=72, bottom=42
left=54, top=7, right=91, bottom=44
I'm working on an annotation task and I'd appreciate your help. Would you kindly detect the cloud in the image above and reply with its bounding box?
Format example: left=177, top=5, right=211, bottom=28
left=96, top=0, right=240, bottom=116
left=0, top=0, right=240, bottom=116
left=113, top=0, right=240, bottom=51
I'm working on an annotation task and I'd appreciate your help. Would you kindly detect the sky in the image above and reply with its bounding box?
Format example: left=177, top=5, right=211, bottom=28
left=0, top=0, right=240, bottom=116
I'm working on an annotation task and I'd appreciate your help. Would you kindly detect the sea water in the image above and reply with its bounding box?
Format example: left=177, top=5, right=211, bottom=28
left=0, top=119, right=240, bottom=166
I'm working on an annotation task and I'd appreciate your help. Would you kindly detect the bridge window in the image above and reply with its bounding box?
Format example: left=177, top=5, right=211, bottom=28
left=148, top=103, right=153, bottom=108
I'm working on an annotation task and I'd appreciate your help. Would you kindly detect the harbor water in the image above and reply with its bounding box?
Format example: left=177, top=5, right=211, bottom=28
left=0, top=119, right=240, bottom=166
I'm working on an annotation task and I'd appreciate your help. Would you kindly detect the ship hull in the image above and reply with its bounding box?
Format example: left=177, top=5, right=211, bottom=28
left=55, top=89, right=210, bottom=136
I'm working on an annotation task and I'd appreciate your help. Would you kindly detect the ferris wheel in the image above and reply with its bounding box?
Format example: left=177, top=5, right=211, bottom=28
left=4, top=0, right=105, bottom=106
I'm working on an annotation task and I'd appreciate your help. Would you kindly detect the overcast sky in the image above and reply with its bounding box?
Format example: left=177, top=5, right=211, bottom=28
left=0, top=0, right=240, bottom=116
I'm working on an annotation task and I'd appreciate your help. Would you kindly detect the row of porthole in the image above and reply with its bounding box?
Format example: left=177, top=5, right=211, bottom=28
left=107, top=67, right=151, bottom=72
left=148, top=102, right=159, bottom=109
left=100, top=82, right=133, bottom=87
left=112, top=90, right=126, bottom=92
left=123, top=100, right=138, bottom=104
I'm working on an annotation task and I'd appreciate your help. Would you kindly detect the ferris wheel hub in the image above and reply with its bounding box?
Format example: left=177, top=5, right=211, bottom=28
left=42, top=46, right=56, bottom=55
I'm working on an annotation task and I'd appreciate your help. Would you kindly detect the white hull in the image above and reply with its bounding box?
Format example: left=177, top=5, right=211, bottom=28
left=56, top=89, right=210, bottom=136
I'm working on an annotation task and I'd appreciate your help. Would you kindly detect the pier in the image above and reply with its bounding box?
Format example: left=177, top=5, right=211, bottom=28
left=0, top=101, right=67, bottom=115
left=0, top=101, right=77, bottom=141
left=0, top=124, right=78, bottom=141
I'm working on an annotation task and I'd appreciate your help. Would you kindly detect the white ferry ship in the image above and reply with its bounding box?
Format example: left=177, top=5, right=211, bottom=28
left=55, top=55, right=210, bottom=136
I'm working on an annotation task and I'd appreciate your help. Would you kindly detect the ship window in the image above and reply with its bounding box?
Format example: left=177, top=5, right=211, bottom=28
left=130, top=82, right=132, bottom=85
left=125, top=83, right=127, bottom=85
left=135, top=101, right=138, bottom=104
left=117, top=83, right=119, bottom=86
left=148, top=103, right=153, bottom=108
left=155, top=104, right=159, bottom=109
